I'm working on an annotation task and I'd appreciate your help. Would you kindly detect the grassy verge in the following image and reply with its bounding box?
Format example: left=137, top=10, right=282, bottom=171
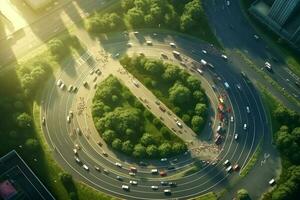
left=240, top=0, right=300, bottom=77
left=240, top=138, right=263, bottom=177
left=190, top=192, right=218, bottom=200
left=234, top=50, right=300, bottom=107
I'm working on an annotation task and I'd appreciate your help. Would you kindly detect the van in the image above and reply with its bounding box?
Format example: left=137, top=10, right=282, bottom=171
left=122, top=185, right=129, bottom=191
left=130, top=167, right=137, bottom=173
left=146, top=40, right=152, bottom=45
left=172, top=51, right=180, bottom=57
left=226, top=166, right=232, bottom=173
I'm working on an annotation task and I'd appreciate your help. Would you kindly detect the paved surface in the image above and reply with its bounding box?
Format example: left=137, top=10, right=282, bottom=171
left=40, top=29, right=278, bottom=199
left=203, top=0, right=300, bottom=112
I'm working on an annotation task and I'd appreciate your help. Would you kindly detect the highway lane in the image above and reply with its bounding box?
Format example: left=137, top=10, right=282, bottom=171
left=40, top=30, right=274, bottom=199
left=203, top=0, right=300, bottom=109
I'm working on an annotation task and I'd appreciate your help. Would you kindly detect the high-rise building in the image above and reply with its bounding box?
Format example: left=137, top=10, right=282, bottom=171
left=249, top=0, right=300, bottom=50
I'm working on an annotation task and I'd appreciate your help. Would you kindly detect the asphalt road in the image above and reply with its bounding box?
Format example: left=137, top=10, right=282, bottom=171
left=203, top=0, right=300, bottom=111
left=40, top=30, right=279, bottom=199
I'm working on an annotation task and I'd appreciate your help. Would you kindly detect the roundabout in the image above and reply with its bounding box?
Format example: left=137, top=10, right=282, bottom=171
left=41, top=30, right=269, bottom=199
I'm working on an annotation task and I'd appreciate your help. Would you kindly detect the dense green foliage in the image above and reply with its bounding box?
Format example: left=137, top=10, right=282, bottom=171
left=236, top=189, right=250, bottom=200
left=120, top=55, right=208, bottom=134
left=261, top=92, right=300, bottom=200
left=86, top=0, right=219, bottom=45
left=92, top=75, right=186, bottom=158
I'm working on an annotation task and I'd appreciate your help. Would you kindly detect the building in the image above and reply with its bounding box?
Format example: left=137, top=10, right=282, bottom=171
left=0, top=150, right=55, bottom=200
left=249, top=0, right=300, bottom=50
left=24, top=0, right=53, bottom=10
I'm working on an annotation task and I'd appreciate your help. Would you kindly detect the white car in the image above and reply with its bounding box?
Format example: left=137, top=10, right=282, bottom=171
left=133, top=31, right=139, bottom=35
left=269, top=178, right=276, bottom=186
left=226, top=1, right=230, bottom=6
left=83, top=164, right=89, bottom=171
left=57, top=79, right=62, bottom=86
left=75, top=156, right=81, bottom=164
left=243, top=123, right=247, bottom=130
left=73, top=148, right=78, bottom=155
left=151, top=185, right=159, bottom=190
left=234, top=134, right=238, bottom=140
left=129, top=172, right=136, bottom=176
left=160, top=158, right=167, bottom=162
left=127, top=42, right=132, bottom=47
left=115, top=162, right=122, bottom=168
left=201, top=50, right=207, bottom=54
left=60, top=83, right=65, bottom=90
left=265, top=62, right=272, bottom=71
left=151, top=169, right=158, bottom=174
left=67, top=116, right=71, bottom=123
left=230, top=116, right=234, bottom=122
left=197, top=68, right=203, bottom=74
left=221, top=54, right=228, bottom=60
left=130, top=180, right=138, bottom=185
left=254, top=34, right=260, bottom=40
left=122, top=185, right=129, bottom=191
left=89, top=70, right=94, bottom=75
left=236, top=84, right=241, bottom=90
left=146, top=40, right=152, bottom=45
left=114, top=53, right=120, bottom=58
left=169, top=42, right=176, bottom=48
left=176, top=121, right=183, bottom=128
left=246, top=106, right=250, bottom=113
left=164, top=189, right=171, bottom=195
left=223, top=159, right=230, bottom=166
left=226, top=165, right=232, bottom=172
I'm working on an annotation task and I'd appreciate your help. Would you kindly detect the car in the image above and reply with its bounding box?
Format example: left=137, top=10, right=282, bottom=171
left=130, top=180, right=138, bottom=185
left=176, top=121, right=183, bottom=128
left=243, top=123, right=247, bottom=130
left=234, top=134, right=238, bottom=140
left=133, top=79, right=139, bottom=87
left=75, top=144, right=80, bottom=150
left=146, top=40, right=152, bottom=45
left=76, top=128, right=81, bottom=135
left=208, top=63, right=215, bottom=69
left=127, top=42, right=132, bottom=47
left=42, top=117, right=46, bottom=125
left=122, top=185, right=129, bottom=191
left=221, top=54, right=228, bottom=60
left=103, top=169, right=109, bottom=174
left=73, top=86, right=78, bottom=92
left=233, top=164, right=240, bottom=171
left=202, top=50, right=207, bottom=54
left=200, top=59, right=207, bottom=65
left=172, top=50, right=180, bottom=58
left=151, top=185, right=159, bottom=190
left=83, top=164, right=89, bottom=171
left=169, top=42, right=176, bottom=48
left=197, top=68, right=203, bottom=74
left=160, top=158, right=167, bottom=162
left=164, top=189, right=171, bottom=195
left=73, top=148, right=78, bottom=155
left=75, top=156, right=81, bottom=164
left=133, top=31, right=139, bottom=35
left=160, top=171, right=167, bottom=177
left=226, top=165, right=232, bottom=173
left=97, top=141, right=103, bottom=146
left=246, top=106, right=250, bottom=113
left=224, top=82, right=230, bottom=89
left=139, top=52, right=144, bottom=56
left=295, top=81, right=300, bottom=88
left=159, top=106, right=166, bottom=112
left=102, top=151, right=108, bottom=157
left=161, top=52, right=168, bottom=59
left=236, top=84, right=242, bottom=90
left=230, top=116, right=234, bottom=122
left=68, top=85, right=73, bottom=92
left=67, top=116, right=71, bottom=123
left=93, top=76, right=97, bottom=82
left=265, top=62, right=272, bottom=71
left=254, top=34, right=260, bottom=40
left=167, top=166, right=175, bottom=170
left=114, top=53, right=120, bottom=58
left=215, top=134, right=222, bottom=145
left=130, top=167, right=137, bottom=173
left=95, top=69, right=101, bottom=75
left=57, top=79, right=62, bottom=86
left=223, top=160, right=230, bottom=166
left=153, top=33, right=158, bottom=36
left=129, top=172, right=136, bottom=176
left=89, top=70, right=94, bottom=75
left=115, top=162, right=122, bottom=168
left=269, top=178, right=276, bottom=186
left=94, top=166, right=100, bottom=171
left=161, top=181, right=168, bottom=186
left=168, top=182, right=177, bottom=187
left=226, top=0, right=230, bottom=6
left=60, top=83, right=65, bottom=90
left=116, top=176, right=123, bottom=181
left=151, top=169, right=158, bottom=174
left=83, top=81, right=88, bottom=87
left=241, top=71, right=247, bottom=78
left=69, top=111, right=73, bottom=118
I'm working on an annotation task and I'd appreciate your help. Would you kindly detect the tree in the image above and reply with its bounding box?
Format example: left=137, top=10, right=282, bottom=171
left=191, top=115, right=204, bottom=133
left=59, top=172, right=73, bottom=185
left=25, top=138, right=39, bottom=151
left=146, top=145, right=159, bottom=157
left=102, top=130, right=116, bottom=144
left=140, top=133, right=155, bottom=146
left=160, top=127, right=171, bottom=139
left=162, top=64, right=181, bottom=83
left=159, top=142, right=172, bottom=157
left=112, top=138, right=122, bottom=150
left=182, top=114, right=191, bottom=124
left=144, top=60, right=164, bottom=75
left=186, top=75, right=201, bottom=91
left=16, top=112, right=32, bottom=128
left=133, top=143, right=146, bottom=158
left=169, top=83, right=191, bottom=106
left=236, top=189, right=250, bottom=200
left=193, top=90, right=206, bottom=102
left=172, top=142, right=186, bottom=154
left=121, top=0, right=135, bottom=11
left=195, top=103, right=207, bottom=116
left=126, top=7, right=145, bottom=27
left=122, top=140, right=134, bottom=154
left=48, top=39, right=68, bottom=58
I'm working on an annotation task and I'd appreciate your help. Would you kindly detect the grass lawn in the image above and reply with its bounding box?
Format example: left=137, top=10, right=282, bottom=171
left=190, top=192, right=218, bottom=200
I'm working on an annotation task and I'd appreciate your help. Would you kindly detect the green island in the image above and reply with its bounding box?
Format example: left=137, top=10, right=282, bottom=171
left=120, top=55, right=208, bottom=134
left=92, top=75, right=187, bottom=158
